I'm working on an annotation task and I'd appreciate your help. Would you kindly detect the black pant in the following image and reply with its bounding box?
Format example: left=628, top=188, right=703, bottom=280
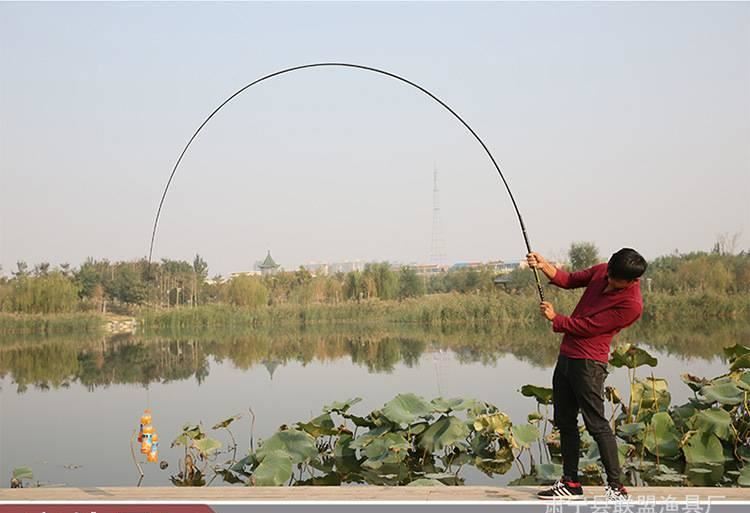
left=553, top=354, right=621, bottom=486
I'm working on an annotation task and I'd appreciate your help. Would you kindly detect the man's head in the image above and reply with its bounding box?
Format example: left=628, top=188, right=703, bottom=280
left=607, top=248, right=647, bottom=289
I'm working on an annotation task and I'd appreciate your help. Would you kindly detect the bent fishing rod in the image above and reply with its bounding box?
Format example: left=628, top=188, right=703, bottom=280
left=148, top=62, right=545, bottom=301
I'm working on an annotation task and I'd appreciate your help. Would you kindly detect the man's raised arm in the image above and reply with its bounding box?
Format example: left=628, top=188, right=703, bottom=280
left=527, top=252, right=597, bottom=290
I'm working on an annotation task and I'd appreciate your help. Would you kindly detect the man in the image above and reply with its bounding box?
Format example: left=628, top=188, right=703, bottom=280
left=527, top=248, right=647, bottom=501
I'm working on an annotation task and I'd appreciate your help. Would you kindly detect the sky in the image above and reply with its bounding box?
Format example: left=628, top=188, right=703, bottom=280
left=1, top=2, right=748, bottom=276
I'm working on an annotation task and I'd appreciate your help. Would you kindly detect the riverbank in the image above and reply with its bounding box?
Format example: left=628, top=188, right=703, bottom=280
left=139, top=291, right=750, bottom=330
left=2, top=290, right=748, bottom=335
left=0, top=312, right=103, bottom=335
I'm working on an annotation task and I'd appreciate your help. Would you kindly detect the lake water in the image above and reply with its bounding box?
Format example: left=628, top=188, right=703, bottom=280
left=1, top=321, right=748, bottom=487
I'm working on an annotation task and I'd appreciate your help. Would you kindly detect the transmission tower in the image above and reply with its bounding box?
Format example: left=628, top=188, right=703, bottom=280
left=430, top=165, right=447, bottom=265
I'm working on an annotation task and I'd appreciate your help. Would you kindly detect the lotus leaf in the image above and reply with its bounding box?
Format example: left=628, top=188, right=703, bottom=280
left=407, top=478, right=446, bottom=486
left=193, top=436, right=222, bottom=455
left=347, top=414, right=376, bottom=428
left=172, top=424, right=204, bottom=447
left=682, top=432, right=724, bottom=464
left=350, top=425, right=392, bottom=449
left=617, top=422, right=645, bottom=441
left=382, top=393, right=433, bottom=425
left=362, top=433, right=410, bottom=468
left=631, top=377, right=671, bottom=417
left=723, top=344, right=750, bottom=362
left=215, top=469, right=245, bottom=485
left=12, top=467, right=33, bottom=480
left=649, top=473, right=686, bottom=484
left=253, top=450, right=292, bottom=486
left=609, top=344, right=657, bottom=369
left=644, top=412, right=681, bottom=458
left=640, top=463, right=685, bottom=485
left=605, top=386, right=622, bottom=404
left=730, top=354, right=750, bottom=371
left=419, top=415, right=470, bottom=452
left=535, top=463, right=564, bottom=483
left=323, top=397, right=362, bottom=414
left=511, top=423, right=540, bottom=448
left=527, top=412, right=544, bottom=423
left=359, top=462, right=410, bottom=485
left=212, top=414, right=241, bottom=430
left=333, top=433, right=356, bottom=460
left=520, top=384, right=554, bottom=405
left=738, top=465, right=750, bottom=487
left=473, top=412, right=512, bottom=437
left=296, top=474, right=342, bottom=486
left=475, top=456, right=513, bottom=476
left=469, top=432, right=495, bottom=458
left=431, top=397, right=481, bottom=413
left=735, top=370, right=750, bottom=390
left=230, top=453, right=258, bottom=474
left=681, top=374, right=711, bottom=393
left=671, top=402, right=699, bottom=431
left=257, top=429, right=317, bottom=464
left=691, top=408, right=733, bottom=440
left=686, top=462, right=725, bottom=486
left=700, top=382, right=745, bottom=406
left=296, top=413, right=337, bottom=438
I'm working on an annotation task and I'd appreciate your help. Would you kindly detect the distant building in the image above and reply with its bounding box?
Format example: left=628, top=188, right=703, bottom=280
left=496, top=261, right=521, bottom=274
left=229, top=270, right=260, bottom=279
left=301, top=262, right=329, bottom=276
left=449, top=261, right=484, bottom=271
left=406, top=263, right=448, bottom=276
left=327, top=261, right=365, bottom=274
left=257, top=250, right=281, bottom=276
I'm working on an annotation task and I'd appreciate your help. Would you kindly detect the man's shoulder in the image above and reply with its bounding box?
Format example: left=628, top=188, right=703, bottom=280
left=585, top=263, right=608, bottom=279
left=592, top=263, right=608, bottom=273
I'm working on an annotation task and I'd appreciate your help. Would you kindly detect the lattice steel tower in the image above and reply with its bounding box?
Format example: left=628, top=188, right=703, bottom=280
left=430, top=165, right=447, bottom=265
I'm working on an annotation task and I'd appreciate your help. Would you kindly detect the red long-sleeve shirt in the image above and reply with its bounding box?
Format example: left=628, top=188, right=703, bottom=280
left=549, top=263, right=643, bottom=363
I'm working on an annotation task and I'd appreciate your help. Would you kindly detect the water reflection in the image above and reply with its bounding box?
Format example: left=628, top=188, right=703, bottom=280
left=1, top=321, right=747, bottom=393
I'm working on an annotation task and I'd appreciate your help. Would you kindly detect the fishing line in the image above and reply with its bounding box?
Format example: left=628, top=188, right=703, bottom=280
left=148, top=62, right=545, bottom=301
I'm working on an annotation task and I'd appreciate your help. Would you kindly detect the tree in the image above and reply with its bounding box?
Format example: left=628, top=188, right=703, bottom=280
left=225, top=275, right=268, bottom=308
left=192, top=254, right=209, bottom=306
left=569, top=242, right=600, bottom=271
left=13, top=261, right=28, bottom=279
left=369, top=262, right=398, bottom=300
left=398, top=268, right=425, bottom=299
left=8, top=272, right=79, bottom=313
left=110, top=265, right=147, bottom=305
left=344, top=271, right=363, bottom=301
left=75, top=258, right=105, bottom=299
left=33, top=262, right=50, bottom=276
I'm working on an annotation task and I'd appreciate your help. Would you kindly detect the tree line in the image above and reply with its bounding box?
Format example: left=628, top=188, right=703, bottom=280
left=1, top=240, right=748, bottom=315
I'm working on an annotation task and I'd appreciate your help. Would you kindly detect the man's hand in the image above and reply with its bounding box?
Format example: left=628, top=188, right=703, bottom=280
left=527, top=252, right=557, bottom=280
left=526, top=252, right=547, bottom=269
left=540, top=301, right=556, bottom=321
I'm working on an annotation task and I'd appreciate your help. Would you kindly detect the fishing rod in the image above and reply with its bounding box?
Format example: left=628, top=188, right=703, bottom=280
left=148, top=62, right=545, bottom=301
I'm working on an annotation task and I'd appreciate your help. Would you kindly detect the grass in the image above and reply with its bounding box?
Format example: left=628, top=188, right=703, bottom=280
left=0, top=312, right=104, bottom=336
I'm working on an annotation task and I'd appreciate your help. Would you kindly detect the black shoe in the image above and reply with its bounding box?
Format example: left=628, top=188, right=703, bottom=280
left=605, top=484, right=629, bottom=501
left=537, top=478, right=584, bottom=500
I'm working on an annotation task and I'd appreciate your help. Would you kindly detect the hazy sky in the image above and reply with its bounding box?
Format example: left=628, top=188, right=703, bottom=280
left=1, top=2, right=748, bottom=276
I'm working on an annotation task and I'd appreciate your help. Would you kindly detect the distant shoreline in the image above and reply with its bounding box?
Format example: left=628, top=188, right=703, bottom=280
left=1, top=290, right=748, bottom=336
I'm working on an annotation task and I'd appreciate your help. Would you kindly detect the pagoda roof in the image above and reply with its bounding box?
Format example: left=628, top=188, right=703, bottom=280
left=259, top=250, right=280, bottom=269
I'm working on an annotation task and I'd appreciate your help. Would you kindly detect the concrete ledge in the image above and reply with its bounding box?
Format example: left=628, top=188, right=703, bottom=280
left=0, top=486, right=747, bottom=502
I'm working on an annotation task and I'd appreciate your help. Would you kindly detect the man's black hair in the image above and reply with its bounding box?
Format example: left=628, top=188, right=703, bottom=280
left=607, top=248, right=647, bottom=281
